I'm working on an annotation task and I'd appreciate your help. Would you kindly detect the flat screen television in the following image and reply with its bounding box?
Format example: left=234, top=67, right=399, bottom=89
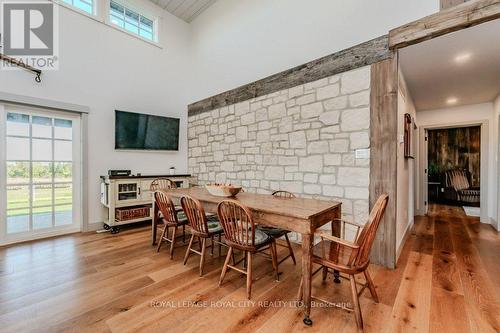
left=115, top=110, right=180, bottom=151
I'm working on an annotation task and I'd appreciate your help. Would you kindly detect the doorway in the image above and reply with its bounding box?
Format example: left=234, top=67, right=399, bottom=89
left=419, top=121, right=488, bottom=222
left=426, top=126, right=481, bottom=216
left=0, top=104, right=82, bottom=244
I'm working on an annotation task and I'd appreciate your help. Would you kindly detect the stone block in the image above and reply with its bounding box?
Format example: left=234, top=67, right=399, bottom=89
left=337, top=167, right=369, bottom=187
left=289, top=131, right=307, bottom=149
left=264, top=166, right=285, bottom=180
left=319, top=110, right=340, bottom=125
left=299, top=155, right=323, bottom=173
left=301, top=102, right=323, bottom=119
left=341, top=67, right=370, bottom=94
left=340, top=108, right=370, bottom=131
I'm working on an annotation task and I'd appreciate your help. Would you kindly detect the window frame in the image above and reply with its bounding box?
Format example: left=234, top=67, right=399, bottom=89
left=51, top=0, right=161, bottom=48
left=55, top=0, right=97, bottom=17
left=106, top=0, right=159, bottom=45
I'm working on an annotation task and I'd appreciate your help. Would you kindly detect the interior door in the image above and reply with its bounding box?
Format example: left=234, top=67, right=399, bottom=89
left=0, top=104, right=81, bottom=244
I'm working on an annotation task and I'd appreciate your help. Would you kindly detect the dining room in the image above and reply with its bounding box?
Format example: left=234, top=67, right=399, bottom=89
left=1, top=0, right=499, bottom=332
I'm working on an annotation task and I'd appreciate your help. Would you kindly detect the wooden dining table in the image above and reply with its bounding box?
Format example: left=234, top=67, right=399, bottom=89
left=151, top=187, right=341, bottom=326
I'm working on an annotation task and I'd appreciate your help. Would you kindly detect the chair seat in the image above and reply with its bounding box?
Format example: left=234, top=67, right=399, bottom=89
left=207, top=215, right=223, bottom=234
left=257, top=226, right=289, bottom=238
left=312, top=240, right=353, bottom=266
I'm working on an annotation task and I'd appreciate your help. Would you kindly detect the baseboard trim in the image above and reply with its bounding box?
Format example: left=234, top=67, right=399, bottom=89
left=396, top=219, right=414, bottom=262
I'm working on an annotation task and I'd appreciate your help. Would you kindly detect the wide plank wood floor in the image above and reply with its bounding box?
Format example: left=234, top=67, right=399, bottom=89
left=0, top=204, right=498, bottom=332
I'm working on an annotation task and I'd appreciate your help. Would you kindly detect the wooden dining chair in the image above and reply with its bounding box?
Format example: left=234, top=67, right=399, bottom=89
left=299, top=194, right=389, bottom=332
left=181, top=195, right=225, bottom=276
left=154, top=190, right=188, bottom=259
left=217, top=200, right=280, bottom=299
left=150, top=178, right=177, bottom=191
left=256, top=190, right=296, bottom=266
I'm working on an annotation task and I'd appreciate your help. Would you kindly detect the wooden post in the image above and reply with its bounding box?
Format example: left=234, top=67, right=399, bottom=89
left=369, top=55, right=399, bottom=269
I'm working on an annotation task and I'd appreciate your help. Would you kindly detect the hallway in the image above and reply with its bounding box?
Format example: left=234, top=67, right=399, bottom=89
left=408, top=204, right=500, bottom=332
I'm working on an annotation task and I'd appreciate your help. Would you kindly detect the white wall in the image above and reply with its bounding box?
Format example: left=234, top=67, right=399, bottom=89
left=189, top=0, right=439, bottom=102
left=396, top=71, right=416, bottom=256
left=416, top=103, right=498, bottom=226
left=0, top=1, right=193, bottom=228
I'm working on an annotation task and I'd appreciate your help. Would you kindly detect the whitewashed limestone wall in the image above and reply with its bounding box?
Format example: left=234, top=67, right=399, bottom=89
left=188, top=66, right=371, bottom=231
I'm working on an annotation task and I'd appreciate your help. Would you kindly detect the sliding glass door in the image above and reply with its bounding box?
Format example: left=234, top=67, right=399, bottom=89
left=0, top=104, right=81, bottom=243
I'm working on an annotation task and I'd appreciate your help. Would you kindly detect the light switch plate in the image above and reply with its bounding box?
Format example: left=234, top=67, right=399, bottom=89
left=355, top=148, right=370, bottom=159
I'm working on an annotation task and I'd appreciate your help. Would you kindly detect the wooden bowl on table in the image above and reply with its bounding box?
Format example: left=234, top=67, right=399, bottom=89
left=205, top=183, right=242, bottom=197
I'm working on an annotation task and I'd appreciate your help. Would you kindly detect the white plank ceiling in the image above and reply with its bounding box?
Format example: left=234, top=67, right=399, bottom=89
left=150, top=0, right=216, bottom=23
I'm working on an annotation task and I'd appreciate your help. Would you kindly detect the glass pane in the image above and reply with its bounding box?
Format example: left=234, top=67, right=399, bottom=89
left=7, top=185, right=30, bottom=210
left=6, top=137, right=30, bottom=160
left=54, top=162, right=72, bottom=182
left=110, top=1, right=124, bottom=14
left=125, top=9, right=139, bottom=22
left=54, top=119, right=72, bottom=140
left=33, top=210, right=52, bottom=230
left=33, top=184, right=53, bottom=207
left=6, top=161, right=30, bottom=184
left=33, top=162, right=52, bottom=183
left=55, top=205, right=73, bottom=226
left=32, top=116, right=52, bottom=138
left=125, top=23, right=139, bottom=34
left=32, top=138, right=52, bottom=161
left=55, top=183, right=72, bottom=206
left=139, top=29, right=153, bottom=41
left=140, top=16, right=153, bottom=29
left=7, top=210, right=29, bottom=234
left=111, top=15, right=125, bottom=27
left=54, top=140, right=72, bottom=161
left=74, top=0, right=92, bottom=14
left=6, top=112, right=29, bottom=136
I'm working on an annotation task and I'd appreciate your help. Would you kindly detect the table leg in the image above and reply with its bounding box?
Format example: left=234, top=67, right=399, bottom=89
left=331, top=207, right=341, bottom=284
left=301, top=233, right=314, bottom=326
left=152, top=202, right=159, bottom=245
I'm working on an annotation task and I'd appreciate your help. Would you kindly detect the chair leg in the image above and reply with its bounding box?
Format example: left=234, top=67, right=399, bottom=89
left=219, top=247, right=233, bottom=286
left=349, top=275, right=364, bottom=332
left=246, top=251, right=253, bottom=300
left=284, top=233, right=296, bottom=265
left=211, top=236, right=214, bottom=256
left=322, top=266, right=328, bottom=281
left=182, top=224, right=186, bottom=243
left=364, top=269, right=379, bottom=303
left=169, top=226, right=177, bottom=259
left=270, top=241, right=279, bottom=281
left=218, top=233, right=222, bottom=257
left=183, top=234, right=195, bottom=265
left=199, top=238, right=206, bottom=276
left=297, top=276, right=303, bottom=301
left=156, top=226, right=168, bottom=253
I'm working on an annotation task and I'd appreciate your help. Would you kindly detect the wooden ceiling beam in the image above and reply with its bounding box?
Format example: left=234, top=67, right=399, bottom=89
left=389, top=0, right=500, bottom=50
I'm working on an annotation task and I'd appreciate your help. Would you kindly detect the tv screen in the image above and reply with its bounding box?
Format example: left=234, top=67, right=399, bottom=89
left=115, top=110, right=180, bottom=151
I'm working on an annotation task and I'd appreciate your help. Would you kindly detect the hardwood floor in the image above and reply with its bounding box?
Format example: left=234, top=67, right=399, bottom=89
left=0, top=204, right=498, bottom=332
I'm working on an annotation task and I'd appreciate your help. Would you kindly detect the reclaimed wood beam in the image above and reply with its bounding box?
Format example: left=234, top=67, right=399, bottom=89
left=188, top=35, right=391, bottom=115
left=369, top=56, right=398, bottom=269
left=389, top=0, right=500, bottom=49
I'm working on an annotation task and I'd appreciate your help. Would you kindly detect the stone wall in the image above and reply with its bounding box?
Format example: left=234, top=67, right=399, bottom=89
left=188, top=66, right=371, bottom=231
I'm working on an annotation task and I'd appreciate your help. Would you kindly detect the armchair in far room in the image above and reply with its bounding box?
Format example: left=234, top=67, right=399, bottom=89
left=443, top=169, right=480, bottom=206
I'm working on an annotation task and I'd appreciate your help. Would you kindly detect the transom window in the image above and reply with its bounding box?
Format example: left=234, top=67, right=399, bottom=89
left=62, top=0, right=94, bottom=15
left=109, top=1, right=155, bottom=42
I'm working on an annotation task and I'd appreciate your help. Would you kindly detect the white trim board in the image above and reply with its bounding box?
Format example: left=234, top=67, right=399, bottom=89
left=0, top=92, right=89, bottom=114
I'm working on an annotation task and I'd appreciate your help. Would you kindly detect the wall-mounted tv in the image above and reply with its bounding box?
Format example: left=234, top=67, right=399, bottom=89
left=115, top=110, right=180, bottom=151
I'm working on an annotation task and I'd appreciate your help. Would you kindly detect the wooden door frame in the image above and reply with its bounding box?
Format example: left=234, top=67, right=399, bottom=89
left=418, top=121, right=490, bottom=223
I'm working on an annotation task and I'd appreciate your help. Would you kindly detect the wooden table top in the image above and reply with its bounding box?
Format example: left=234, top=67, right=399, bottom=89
left=163, top=187, right=341, bottom=220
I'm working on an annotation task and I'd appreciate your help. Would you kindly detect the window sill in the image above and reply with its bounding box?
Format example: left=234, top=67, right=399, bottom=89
left=52, top=0, right=162, bottom=49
